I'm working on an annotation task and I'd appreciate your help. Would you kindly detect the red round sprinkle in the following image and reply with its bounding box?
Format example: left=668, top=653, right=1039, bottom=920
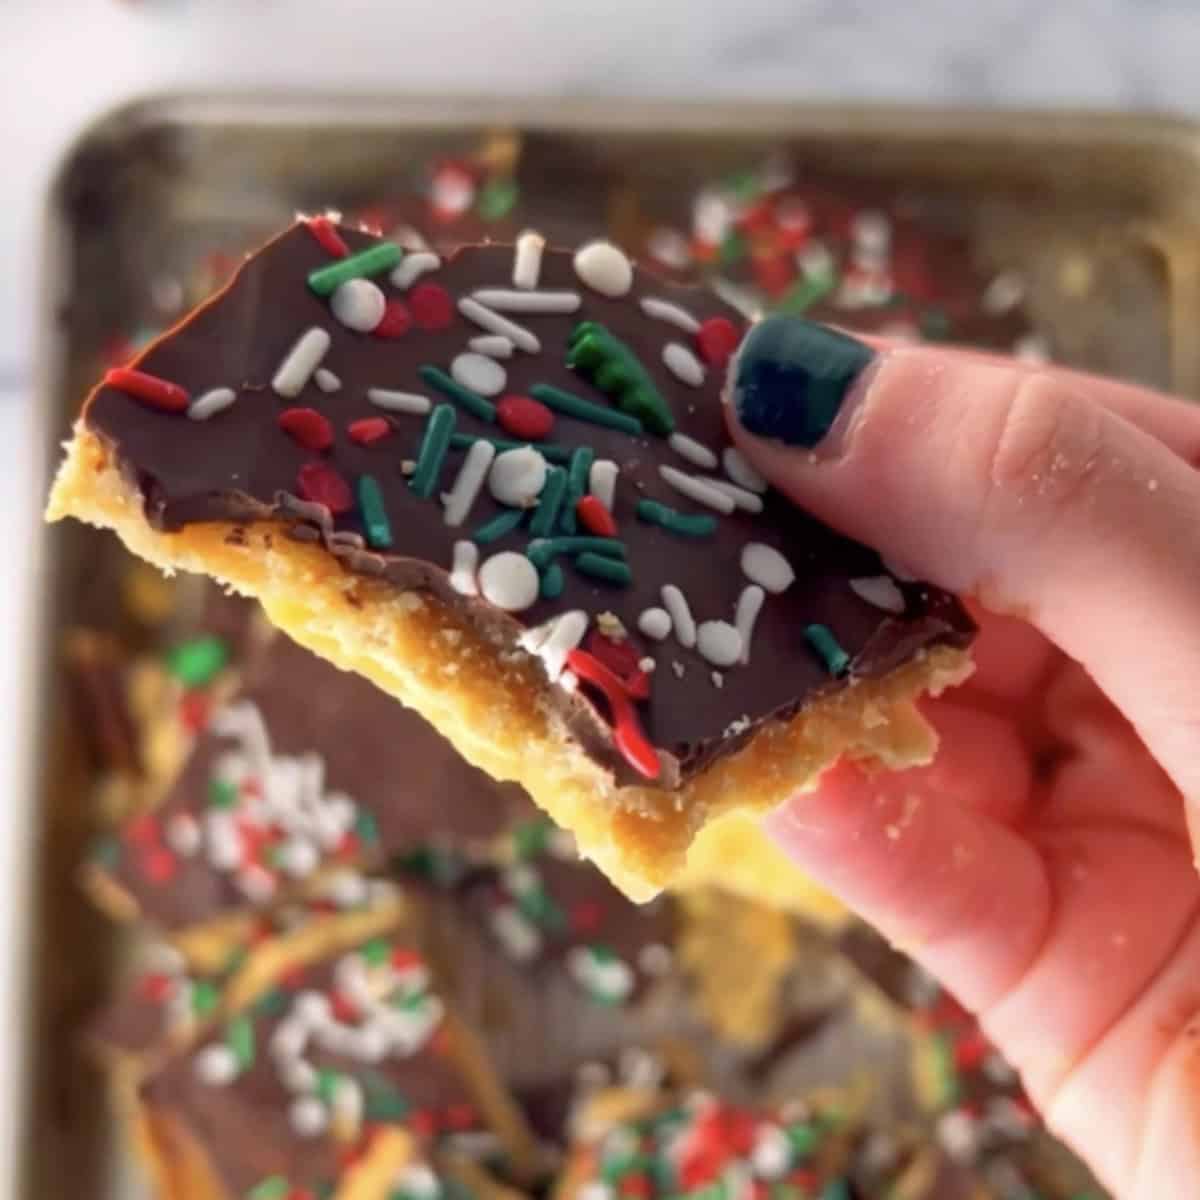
left=336, top=831, right=362, bottom=861
left=584, top=631, right=649, bottom=701
left=305, top=216, right=349, bottom=259
left=178, top=690, right=210, bottom=732
left=751, top=254, right=795, bottom=299
left=279, top=407, right=333, bottom=451
left=496, top=394, right=554, bottom=441
left=570, top=899, right=603, bottom=934
left=126, top=814, right=159, bottom=848
left=391, top=947, right=422, bottom=971
left=138, top=972, right=173, bottom=1003
left=954, top=1031, right=990, bottom=1071
left=695, top=317, right=743, bottom=370
left=347, top=417, right=392, bottom=446
left=566, top=649, right=659, bottom=781
left=575, top=495, right=617, bottom=538
left=144, top=847, right=177, bottom=884
left=104, top=367, right=190, bottom=413
left=408, top=282, right=454, bottom=331
left=331, top=992, right=360, bottom=1024
left=409, top=1110, right=438, bottom=1137
left=372, top=299, right=411, bottom=339
left=296, top=461, right=353, bottom=514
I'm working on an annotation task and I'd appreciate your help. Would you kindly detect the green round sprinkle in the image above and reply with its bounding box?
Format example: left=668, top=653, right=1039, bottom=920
left=307, top=241, right=402, bottom=296
left=530, top=384, right=643, bottom=437
left=252, top=987, right=289, bottom=1018
left=226, top=1014, right=255, bottom=1068
left=450, top=432, right=571, bottom=463
left=540, top=562, right=565, bottom=599
left=355, top=809, right=379, bottom=845
left=419, top=365, right=497, bottom=423
left=191, top=979, right=219, bottom=1016
left=316, top=1067, right=341, bottom=1105
left=719, top=230, right=747, bottom=266
left=362, top=1069, right=411, bottom=1121
left=803, top=623, right=850, bottom=677
left=409, top=404, right=457, bottom=499
left=575, top=552, right=632, bottom=586
left=528, top=465, right=568, bottom=537
left=636, top=499, right=717, bottom=538
left=357, top=474, right=392, bottom=549
left=472, top=507, right=525, bottom=546
left=166, top=636, right=229, bottom=688
left=512, top=818, right=553, bottom=860
left=560, top=445, right=596, bottom=535
left=786, top=1122, right=820, bottom=1158
left=361, top=937, right=391, bottom=966
left=247, top=1177, right=290, bottom=1200
left=207, top=777, right=238, bottom=809
left=477, top=177, right=519, bottom=221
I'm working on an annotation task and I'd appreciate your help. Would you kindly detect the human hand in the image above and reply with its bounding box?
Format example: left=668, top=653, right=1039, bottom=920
left=726, top=320, right=1200, bottom=1199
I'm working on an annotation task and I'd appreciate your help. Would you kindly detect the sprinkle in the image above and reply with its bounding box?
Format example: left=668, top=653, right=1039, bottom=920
left=479, top=551, right=540, bottom=612
left=695, top=316, right=742, bottom=368
left=297, top=462, right=353, bottom=514
left=566, top=650, right=659, bottom=780
left=419, top=365, right=496, bottom=423
left=741, top=543, right=795, bottom=593
left=637, top=609, right=672, bottom=641
left=696, top=620, right=742, bottom=667
left=451, top=432, right=570, bottom=463
left=330, top=278, right=386, bottom=333
left=529, top=384, right=642, bottom=436
left=520, top=610, right=588, bottom=681
left=566, top=323, right=673, bottom=435
left=166, top=813, right=202, bottom=856
left=526, top=537, right=626, bottom=568
left=409, top=282, right=455, bottom=331
left=457, top=297, right=540, bottom=353
left=271, top=328, right=332, bottom=397
left=577, top=495, right=617, bottom=537
left=472, top=508, right=525, bottom=545
left=367, top=388, right=430, bottom=416
left=668, top=432, right=718, bottom=470
left=195, top=1043, right=239, bottom=1085
left=409, top=404, right=457, bottom=499
left=389, top=251, right=441, bottom=290
left=448, top=543, right=480, bottom=596
left=513, top=230, right=546, bottom=289
left=356, top=475, right=392, bottom=548
left=187, top=387, right=237, bottom=421
left=662, top=342, right=706, bottom=387
left=488, top=446, right=547, bottom=508
left=562, top=446, right=595, bottom=534
left=573, top=240, right=633, bottom=298
left=442, top=439, right=496, bottom=527
left=658, top=466, right=735, bottom=515
left=167, top=636, right=229, bottom=687
left=451, top=352, right=507, bottom=398
left=227, top=1014, right=255, bottom=1068
left=468, top=335, right=514, bottom=359
left=805, top=624, right=851, bottom=676
left=575, top=553, right=632, bottom=586
left=306, top=216, right=349, bottom=258
left=540, top=562, right=565, bottom=599
left=709, top=479, right=765, bottom=514
left=472, top=288, right=582, bottom=314
left=722, top=446, right=768, bottom=493
left=735, top=585, right=765, bottom=665
left=497, top=394, right=554, bottom=440
left=639, top=296, right=700, bottom=333
left=636, top=499, right=716, bottom=538
left=315, top=368, right=342, bottom=393
left=373, top=300, right=411, bottom=339
left=307, top=241, right=402, bottom=295
left=588, top=459, right=619, bottom=511
left=982, top=271, right=1026, bottom=315
left=849, top=575, right=906, bottom=614
left=278, top=407, right=333, bottom=451
left=528, top=465, right=568, bottom=536
left=347, top=417, right=391, bottom=445
left=661, top=585, right=696, bottom=648
left=104, top=367, right=190, bottom=413
left=247, top=1178, right=290, bottom=1200
left=290, top=1095, right=328, bottom=1138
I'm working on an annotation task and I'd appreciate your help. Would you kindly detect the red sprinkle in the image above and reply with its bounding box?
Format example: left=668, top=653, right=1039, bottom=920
left=566, top=650, right=659, bottom=780
left=126, top=814, right=159, bottom=848
left=752, top=253, right=796, bottom=299
left=955, top=1031, right=991, bottom=1071
left=331, top=992, right=360, bottom=1024
left=178, top=690, right=211, bottom=733
left=347, top=417, right=392, bottom=446
left=305, top=216, right=349, bottom=258
left=570, top=899, right=603, bottom=934
left=391, top=947, right=423, bottom=971
left=445, top=1103, right=476, bottom=1131
left=496, top=394, right=554, bottom=441
left=104, top=367, right=190, bottom=413
left=143, top=847, right=177, bottom=884
left=409, top=1110, right=439, bottom=1137
left=138, top=972, right=173, bottom=1003
left=584, top=631, right=650, bottom=701
left=575, top=495, right=617, bottom=538
left=408, top=282, right=454, bottom=331
left=372, top=299, right=411, bottom=339
left=695, top=317, right=743, bottom=370
left=278, top=407, right=334, bottom=451
left=296, top=461, right=353, bottom=514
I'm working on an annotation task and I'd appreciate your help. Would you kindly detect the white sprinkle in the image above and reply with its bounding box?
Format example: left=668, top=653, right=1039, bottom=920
left=671, top=661, right=686, bottom=679
left=389, top=225, right=431, bottom=253
left=708, top=479, right=765, bottom=514
left=389, top=251, right=440, bottom=290
left=588, top=459, right=619, bottom=511
left=367, top=388, right=431, bottom=415
left=468, top=334, right=514, bottom=359
left=752, top=1126, right=793, bottom=1180
left=479, top=552, right=539, bottom=612
left=660, top=585, right=696, bottom=649
left=512, top=230, right=545, bottom=290
left=332, top=1076, right=364, bottom=1134
left=734, top=585, right=765, bottom=665
left=290, top=1095, right=328, bottom=1138
left=849, top=576, right=906, bottom=614
left=647, top=227, right=691, bottom=271
left=330, top=278, right=386, bottom=333
left=327, top=870, right=369, bottom=909
left=187, top=387, right=237, bottom=421
left=697, top=620, right=742, bottom=667
left=280, top=1058, right=318, bottom=1095
left=165, top=813, right=202, bottom=856
left=663, top=342, right=706, bottom=388
left=278, top=837, right=320, bottom=878
left=237, top=864, right=276, bottom=905
left=853, top=210, right=892, bottom=256
left=982, top=271, right=1025, bottom=315
left=668, top=432, right=718, bottom=470
left=722, top=446, right=768, bottom=493
left=314, top=368, right=341, bottom=393
left=520, top=610, right=588, bottom=682
left=451, top=352, right=506, bottom=397
left=741, top=543, right=795, bottom=593
left=472, top=288, right=582, bottom=314
left=442, top=439, right=496, bottom=527
left=573, top=240, right=633, bottom=298
left=293, top=990, right=331, bottom=1027
left=491, top=905, right=542, bottom=961
left=194, top=1044, right=239, bottom=1086
left=457, top=298, right=540, bottom=353
left=658, top=466, right=735, bottom=515
left=271, top=327, right=330, bottom=397
left=638, top=607, right=672, bottom=641
left=271, top=1018, right=308, bottom=1063
left=640, top=296, right=700, bottom=334
left=449, top=540, right=480, bottom=596
left=489, top=445, right=548, bottom=509
left=1014, top=333, right=1050, bottom=364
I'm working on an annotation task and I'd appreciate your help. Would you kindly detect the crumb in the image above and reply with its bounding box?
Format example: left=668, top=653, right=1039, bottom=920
left=711, top=671, right=724, bottom=689
left=723, top=715, right=751, bottom=738
left=400, top=460, right=416, bottom=476
left=671, top=661, right=685, bottom=679
left=638, top=656, right=656, bottom=673
left=597, top=611, right=627, bottom=640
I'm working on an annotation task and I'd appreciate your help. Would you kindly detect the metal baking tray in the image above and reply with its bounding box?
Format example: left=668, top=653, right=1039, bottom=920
left=25, top=97, right=1200, bottom=1199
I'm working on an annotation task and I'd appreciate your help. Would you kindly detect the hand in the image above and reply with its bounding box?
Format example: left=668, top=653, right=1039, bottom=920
left=726, top=322, right=1200, bottom=1199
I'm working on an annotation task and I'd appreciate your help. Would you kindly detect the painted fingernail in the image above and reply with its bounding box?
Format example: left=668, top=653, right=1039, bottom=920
left=728, top=315, right=875, bottom=449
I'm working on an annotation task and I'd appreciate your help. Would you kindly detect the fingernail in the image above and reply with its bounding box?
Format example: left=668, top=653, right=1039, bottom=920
left=728, top=315, right=876, bottom=451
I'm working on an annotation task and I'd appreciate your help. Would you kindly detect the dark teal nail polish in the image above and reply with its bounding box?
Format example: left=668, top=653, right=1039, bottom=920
left=730, top=316, right=875, bottom=447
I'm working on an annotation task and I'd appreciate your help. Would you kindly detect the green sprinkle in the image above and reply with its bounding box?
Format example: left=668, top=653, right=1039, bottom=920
left=247, top=1177, right=290, bottom=1200
left=575, top=552, right=632, bottom=586
left=530, top=384, right=643, bottom=437
left=316, top=1183, right=337, bottom=1200
left=540, top=562, right=565, bottom=599
left=512, top=818, right=553, bottom=860
left=565, top=322, right=674, bottom=435
left=786, top=1122, right=820, bottom=1158
left=477, top=177, right=519, bottom=221
left=419, top=365, right=496, bottom=423
left=91, top=835, right=120, bottom=870
left=221, top=943, right=249, bottom=977
left=636, top=499, right=717, bottom=538
left=450, top=433, right=571, bottom=463
left=361, top=937, right=391, bottom=966
left=517, top=886, right=566, bottom=930
left=818, top=1180, right=850, bottom=1200
left=307, top=241, right=402, bottom=296
left=226, top=1014, right=255, bottom=1068
left=472, top=507, right=524, bottom=546
left=252, top=987, right=289, bottom=1018
left=929, top=1030, right=961, bottom=1109
left=207, top=777, right=238, bottom=809
left=355, top=809, right=379, bottom=845
left=409, top=404, right=457, bottom=499
left=316, top=1067, right=340, bottom=1106
left=357, top=474, right=392, bottom=549
left=560, top=446, right=595, bottom=535
left=191, top=980, right=219, bottom=1016
left=776, top=272, right=836, bottom=315
left=166, top=636, right=229, bottom=688
left=719, top=230, right=747, bottom=266
left=362, top=1069, right=410, bottom=1121
left=804, top=623, right=850, bottom=677
left=526, top=537, right=626, bottom=568
left=528, top=466, right=568, bottom=537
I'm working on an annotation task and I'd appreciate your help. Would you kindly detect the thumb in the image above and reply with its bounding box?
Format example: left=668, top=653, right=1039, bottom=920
left=726, top=317, right=1200, bottom=805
